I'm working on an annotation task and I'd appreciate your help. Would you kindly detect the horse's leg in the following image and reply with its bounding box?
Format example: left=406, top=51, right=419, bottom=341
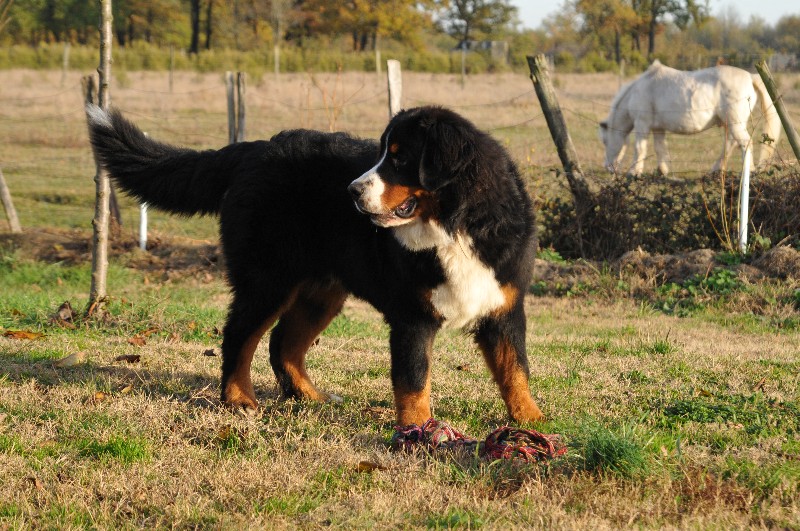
left=653, top=131, right=669, bottom=175
left=630, top=129, right=649, bottom=176
left=712, top=125, right=736, bottom=172
left=729, top=125, right=753, bottom=172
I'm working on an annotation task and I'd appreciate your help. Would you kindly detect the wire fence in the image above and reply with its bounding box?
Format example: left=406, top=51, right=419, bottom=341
left=1, top=67, right=798, bottom=236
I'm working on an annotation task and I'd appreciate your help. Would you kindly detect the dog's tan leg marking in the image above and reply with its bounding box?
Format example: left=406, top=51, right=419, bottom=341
left=223, top=318, right=277, bottom=412
left=394, top=381, right=432, bottom=426
left=222, top=290, right=300, bottom=413
left=477, top=337, right=543, bottom=423
left=272, top=283, right=347, bottom=401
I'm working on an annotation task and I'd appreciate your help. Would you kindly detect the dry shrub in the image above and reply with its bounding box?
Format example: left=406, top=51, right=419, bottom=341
left=538, top=167, right=800, bottom=260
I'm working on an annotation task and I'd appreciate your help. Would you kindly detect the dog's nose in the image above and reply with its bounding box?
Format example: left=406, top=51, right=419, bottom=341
left=348, top=181, right=364, bottom=201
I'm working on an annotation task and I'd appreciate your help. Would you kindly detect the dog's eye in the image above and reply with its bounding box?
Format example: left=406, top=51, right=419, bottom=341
left=392, top=155, right=408, bottom=169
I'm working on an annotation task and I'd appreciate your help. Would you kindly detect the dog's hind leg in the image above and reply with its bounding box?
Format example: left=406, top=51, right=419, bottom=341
left=474, top=305, right=544, bottom=424
left=269, top=280, right=348, bottom=402
left=220, top=287, right=299, bottom=414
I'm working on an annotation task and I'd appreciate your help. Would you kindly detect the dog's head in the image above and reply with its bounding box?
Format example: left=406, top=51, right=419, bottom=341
left=348, top=106, right=477, bottom=228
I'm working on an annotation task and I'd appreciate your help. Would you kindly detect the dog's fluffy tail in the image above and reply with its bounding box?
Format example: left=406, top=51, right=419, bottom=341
left=86, top=104, right=247, bottom=216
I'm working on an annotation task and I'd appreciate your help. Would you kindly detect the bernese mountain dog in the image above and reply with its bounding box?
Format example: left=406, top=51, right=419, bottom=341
left=86, top=104, right=543, bottom=426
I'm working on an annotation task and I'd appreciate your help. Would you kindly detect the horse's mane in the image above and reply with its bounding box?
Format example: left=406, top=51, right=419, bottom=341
left=606, top=60, right=663, bottom=122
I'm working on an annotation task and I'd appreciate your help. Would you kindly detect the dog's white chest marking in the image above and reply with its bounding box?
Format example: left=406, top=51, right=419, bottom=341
left=394, top=221, right=506, bottom=328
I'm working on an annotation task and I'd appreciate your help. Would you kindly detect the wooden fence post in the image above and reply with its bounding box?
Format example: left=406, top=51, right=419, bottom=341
left=236, top=72, right=246, bottom=142
left=169, top=45, right=174, bottom=93
left=0, top=168, right=22, bottom=233
left=755, top=60, right=800, bottom=162
left=226, top=71, right=236, bottom=144
left=387, top=60, right=402, bottom=118
left=527, top=54, right=591, bottom=257
left=527, top=54, right=591, bottom=204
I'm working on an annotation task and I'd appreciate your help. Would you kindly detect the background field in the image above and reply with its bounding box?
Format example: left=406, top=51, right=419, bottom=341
left=1, top=68, right=799, bottom=528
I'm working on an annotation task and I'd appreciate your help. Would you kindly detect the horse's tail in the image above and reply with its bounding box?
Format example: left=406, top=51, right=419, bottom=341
left=751, top=74, right=781, bottom=166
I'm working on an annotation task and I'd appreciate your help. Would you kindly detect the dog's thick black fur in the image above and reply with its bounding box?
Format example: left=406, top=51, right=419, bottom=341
left=86, top=105, right=543, bottom=425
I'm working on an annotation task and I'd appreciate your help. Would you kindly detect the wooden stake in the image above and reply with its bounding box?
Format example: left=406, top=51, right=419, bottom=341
left=387, top=60, right=402, bottom=118
left=526, top=54, right=590, bottom=204
left=0, top=167, right=22, bottom=233
left=88, top=0, right=113, bottom=315
left=236, top=72, right=246, bottom=142
left=527, top=54, right=591, bottom=257
left=226, top=71, right=236, bottom=144
left=755, top=60, right=800, bottom=162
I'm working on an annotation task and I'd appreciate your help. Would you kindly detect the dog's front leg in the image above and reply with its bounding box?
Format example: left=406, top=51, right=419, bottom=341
left=389, top=321, right=439, bottom=426
left=474, top=306, right=544, bottom=423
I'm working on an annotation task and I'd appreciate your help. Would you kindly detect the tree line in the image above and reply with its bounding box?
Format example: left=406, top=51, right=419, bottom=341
left=1, top=0, right=520, bottom=53
left=1, top=0, right=798, bottom=73
left=538, top=1, right=800, bottom=71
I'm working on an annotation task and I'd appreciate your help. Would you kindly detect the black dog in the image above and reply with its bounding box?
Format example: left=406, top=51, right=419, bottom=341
left=86, top=105, right=543, bottom=426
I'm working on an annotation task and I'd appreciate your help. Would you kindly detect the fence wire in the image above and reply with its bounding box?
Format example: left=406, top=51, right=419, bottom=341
left=0, top=68, right=798, bottom=236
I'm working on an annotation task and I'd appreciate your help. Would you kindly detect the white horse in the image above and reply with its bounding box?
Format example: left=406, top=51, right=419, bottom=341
left=599, top=60, right=780, bottom=176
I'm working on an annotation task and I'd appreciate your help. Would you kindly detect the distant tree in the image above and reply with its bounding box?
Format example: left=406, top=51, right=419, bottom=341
left=774, top=15, right=800, bottom=54
left=0, top=0, right=13, bottom=35
left=439, top=0, right=517, bottom=45
left=576, top=0, right=637, bottom=65
left=628, top=0, right=708, bottom=57
left=302, top=0, right=434, bottom=51
left=189, top=0, right=200, bottom=53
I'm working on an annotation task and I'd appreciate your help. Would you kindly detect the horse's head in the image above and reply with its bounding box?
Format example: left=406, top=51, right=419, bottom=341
left=599, top=120, right=627, bottom=174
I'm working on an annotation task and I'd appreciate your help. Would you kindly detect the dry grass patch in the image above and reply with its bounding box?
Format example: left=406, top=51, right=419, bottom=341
left=2, top=290, right=798, bottom=528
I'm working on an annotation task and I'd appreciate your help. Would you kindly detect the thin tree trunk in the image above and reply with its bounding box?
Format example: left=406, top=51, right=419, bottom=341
left=88, top=0, right=113, bottom=316
left=189, top=0, right=200, bottom=54
left=205, top=0, right=213, bottom=50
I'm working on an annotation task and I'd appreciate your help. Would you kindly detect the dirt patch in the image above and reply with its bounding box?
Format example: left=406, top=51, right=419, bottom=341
left=0, top=227, right=224, bottom=277
left=535, top=246, right=800, bottom=293
left=4, top=228, right=800, bottom=292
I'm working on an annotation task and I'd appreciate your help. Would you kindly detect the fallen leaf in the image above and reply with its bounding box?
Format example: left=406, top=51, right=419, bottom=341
left=10, top=308, right=25, bottom=316
left=140, top=327, right=159, bottom=337
left=167, top=332, right=180, bottom=343
left=357, top=460, right=388, bottom=473
left=54, top=351, right=86, bottom=367
left=187, top=321, right=197, bottom=331
left=752, top=377, right=766, bottom=392
left=456, top=364, right=471, bottom=372
left=4, top=330, right=44, bottom=340
left=89, top=391, right=110, bottom=403
left=114, top=354, right=141, bottom=364
left=202, top=349, right=217, bottom=357
left=119, top=384, right=134, bottom=394
left=54, top=301, right=76, bottom=323
left=127, top=336, right=146, bottom=347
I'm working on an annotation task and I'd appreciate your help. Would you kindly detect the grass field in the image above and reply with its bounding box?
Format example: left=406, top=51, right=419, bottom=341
left=1, top=68, right=799, bottom=528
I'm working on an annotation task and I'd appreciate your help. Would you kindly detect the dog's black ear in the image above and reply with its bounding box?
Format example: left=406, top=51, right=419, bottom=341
left=419, top=118, right=475, bottom=192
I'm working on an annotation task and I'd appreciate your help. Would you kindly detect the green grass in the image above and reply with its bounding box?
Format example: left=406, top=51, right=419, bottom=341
left=78, top=436, right=150, bottom=464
